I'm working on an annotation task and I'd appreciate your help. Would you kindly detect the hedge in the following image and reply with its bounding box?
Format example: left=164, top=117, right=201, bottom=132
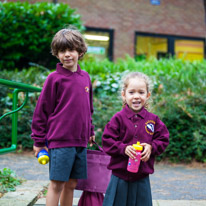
left=0, top=2, right=83, bottom=69
left=0, top=58, right=206, bottom=163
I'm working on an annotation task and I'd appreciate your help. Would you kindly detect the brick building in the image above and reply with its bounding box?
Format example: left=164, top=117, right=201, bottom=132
left=66, top=0, right=206, bottom=61
left=10, top=0, right=206, bottom=61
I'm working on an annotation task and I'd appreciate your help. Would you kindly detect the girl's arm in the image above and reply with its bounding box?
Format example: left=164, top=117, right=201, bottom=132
left=151, top=117, right=169, bottom=156
left=102, top=115, right=128, bottom=157
left=140, top=143, right=152, bottom=162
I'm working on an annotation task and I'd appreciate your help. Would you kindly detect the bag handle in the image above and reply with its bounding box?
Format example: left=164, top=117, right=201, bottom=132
left=91, top=140, right=105, bottom=153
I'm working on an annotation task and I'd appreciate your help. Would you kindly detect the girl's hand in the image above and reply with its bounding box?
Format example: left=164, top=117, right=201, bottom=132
left=125, top=145, right=137, bottom=159
left=89, top=135, right=95, bottom=147
left=33, top=145, right=48, bottom=157
left=140, top=143, right=152, bottom=162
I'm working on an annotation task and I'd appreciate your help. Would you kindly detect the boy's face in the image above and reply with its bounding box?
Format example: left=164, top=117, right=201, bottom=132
left=57, top=49, right=82, bottom=72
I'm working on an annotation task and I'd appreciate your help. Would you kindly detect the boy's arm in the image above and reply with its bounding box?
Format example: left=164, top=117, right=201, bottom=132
left=31, top=75, right=57, bottom=147
left=151, top=117, right=169, bottom=156
left=89, top=77, right=95, bottom=137
left=88, top=135, right=95, bottom=147
left=33, top=145, right=48, bottom=157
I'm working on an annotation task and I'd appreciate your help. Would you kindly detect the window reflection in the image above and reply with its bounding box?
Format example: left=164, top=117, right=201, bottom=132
left=84, top=31, right=110, bottom=60
left=135, top=33, right=205, bottom=61
left=136, top=36, right=168, bottom=60
left=175, top=40, right=204, bottom=61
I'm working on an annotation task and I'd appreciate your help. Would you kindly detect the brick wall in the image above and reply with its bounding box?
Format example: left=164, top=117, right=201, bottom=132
left=6, top=0, right=206, bottom=60
left=60, top=0, right=205, bottom=60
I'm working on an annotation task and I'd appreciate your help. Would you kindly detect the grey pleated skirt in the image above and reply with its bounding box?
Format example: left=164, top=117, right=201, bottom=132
left=103, top=174, right=152, bottom=206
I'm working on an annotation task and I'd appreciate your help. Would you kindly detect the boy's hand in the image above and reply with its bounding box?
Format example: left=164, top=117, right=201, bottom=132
left=125, top=145, right=137, bottom=159
left=33, top=145, right=48, bottom=157
left=89, top=135, right=95, bottom=147
left=140, top=143, right=152, bottom=162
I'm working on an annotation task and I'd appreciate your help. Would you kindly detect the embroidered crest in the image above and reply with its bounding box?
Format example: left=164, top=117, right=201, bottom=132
left=145, top=120, right=155, bottom=135
left=85, top=86, right=89, bottom=93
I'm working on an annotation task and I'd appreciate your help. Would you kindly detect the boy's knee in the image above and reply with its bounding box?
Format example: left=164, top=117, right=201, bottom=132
left=50, top=180, right=65, bottom=192
left=64, top=179, right=78, bottom=190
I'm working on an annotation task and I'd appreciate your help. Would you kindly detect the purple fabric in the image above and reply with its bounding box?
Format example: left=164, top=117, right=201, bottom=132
left=102, top=105, right=169, bottom=181
left=76, top=144, right=111, bottom=193
left=31, top=63, right=94, bottom=149
left=78, top=191, right=104, bottom=206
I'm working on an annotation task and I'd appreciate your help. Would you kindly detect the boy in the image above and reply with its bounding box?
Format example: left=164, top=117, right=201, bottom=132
left=31, top=27, right=95, bottom=206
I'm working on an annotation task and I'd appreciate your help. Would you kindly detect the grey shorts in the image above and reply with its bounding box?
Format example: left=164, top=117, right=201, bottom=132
left=49, top=147, right=87, bottom=182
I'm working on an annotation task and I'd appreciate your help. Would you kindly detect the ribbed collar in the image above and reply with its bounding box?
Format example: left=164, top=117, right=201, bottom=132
left=123, top=104, right=146, bottom=119
left=56, top=63, right=83, bottom=76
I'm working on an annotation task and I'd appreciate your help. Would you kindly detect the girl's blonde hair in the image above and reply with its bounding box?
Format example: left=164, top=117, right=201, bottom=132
left=121, top=72, right=153, bottom=110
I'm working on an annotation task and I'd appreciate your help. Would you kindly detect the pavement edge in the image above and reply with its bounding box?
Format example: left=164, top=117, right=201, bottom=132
left=0, top=180, right=49, bottom=206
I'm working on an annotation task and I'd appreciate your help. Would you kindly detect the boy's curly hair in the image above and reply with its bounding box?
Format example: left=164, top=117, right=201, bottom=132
left=51, top=26, right=87, bottom=60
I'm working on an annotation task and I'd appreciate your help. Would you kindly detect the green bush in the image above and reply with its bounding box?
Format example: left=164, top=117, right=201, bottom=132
left=0, top=58, right=206, bottom=163
left=0, top=2, right=83, bottom=70
left=0, top=168, right=24, bottom=194
left=0, top=66, right=49, bottom=149
left=153, top=94, right=206, bottom=163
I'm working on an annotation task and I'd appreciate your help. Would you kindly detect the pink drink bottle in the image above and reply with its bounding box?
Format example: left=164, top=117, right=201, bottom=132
left=127, top=141, right=143, bottom=173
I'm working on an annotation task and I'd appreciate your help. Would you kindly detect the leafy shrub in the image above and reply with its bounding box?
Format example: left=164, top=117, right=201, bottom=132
left=153, top=94, right=206, bottom=163
left=93, top=95, right=122, bottom=145
left=0, top=66, right=49, bottom=149
left=80, top=56, right=206, bottom=96
left=0, top=58, right=206, bottom=163
left=0, top=2, right=83, bottom=69
left=0, top=168, right=24, bottom=194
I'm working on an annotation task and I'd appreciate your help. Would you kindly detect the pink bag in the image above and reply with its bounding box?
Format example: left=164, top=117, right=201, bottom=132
left=78, top=191, right=104, bottom=206
left=76, top=141, right=111, bottom=193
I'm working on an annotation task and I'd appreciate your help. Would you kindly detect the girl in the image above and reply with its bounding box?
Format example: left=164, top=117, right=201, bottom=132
left=102, top=72, right=169, bottom=206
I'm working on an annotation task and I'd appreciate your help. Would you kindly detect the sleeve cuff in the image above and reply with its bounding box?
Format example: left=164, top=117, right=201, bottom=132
left=151, top=142, right=157, bottom=155
left=91, top=125, right=95, bottom=136
left=34, top=142, right=46, bottom=147
left=119, top=143, right=128, bottom=157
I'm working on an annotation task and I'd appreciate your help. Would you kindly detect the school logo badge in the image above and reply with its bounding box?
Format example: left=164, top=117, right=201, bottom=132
left=85, top=86, right=89, bottom=93
left=145, top=120, right=155, bottom=135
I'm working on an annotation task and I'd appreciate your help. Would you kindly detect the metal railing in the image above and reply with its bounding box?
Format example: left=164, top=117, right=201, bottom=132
left=0, top=78, right=42, bottom=154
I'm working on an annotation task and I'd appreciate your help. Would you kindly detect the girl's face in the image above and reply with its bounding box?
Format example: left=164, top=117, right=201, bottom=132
left=122, top=77, right=151, bottom=113
left=57, top=49, right=82, bottom=72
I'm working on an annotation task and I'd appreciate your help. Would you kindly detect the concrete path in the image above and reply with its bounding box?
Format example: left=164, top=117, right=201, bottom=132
left=0, top=152, right=206, bottom=205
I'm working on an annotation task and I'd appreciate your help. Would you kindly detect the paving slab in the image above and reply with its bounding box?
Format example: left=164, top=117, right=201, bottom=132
left=34, top=197, right=206, bottom=206
left=0, top=180, right=49, bottom=206
left=153, top=200, right=206, bottom=206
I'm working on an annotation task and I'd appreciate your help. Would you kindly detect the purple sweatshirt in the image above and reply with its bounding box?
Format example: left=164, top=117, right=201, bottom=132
left=31, top=63, right=94, bottom=149
left=102, top=105, right=169, bottom=181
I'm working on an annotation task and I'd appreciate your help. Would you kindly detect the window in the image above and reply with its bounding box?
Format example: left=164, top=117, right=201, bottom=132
left=175, top=39, right=204, bottom=61
left=135, top=32, right=205, bottom=61
left=84, top=27, right=113, bottom=61
left=136, top=36, right=168, bottom=60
